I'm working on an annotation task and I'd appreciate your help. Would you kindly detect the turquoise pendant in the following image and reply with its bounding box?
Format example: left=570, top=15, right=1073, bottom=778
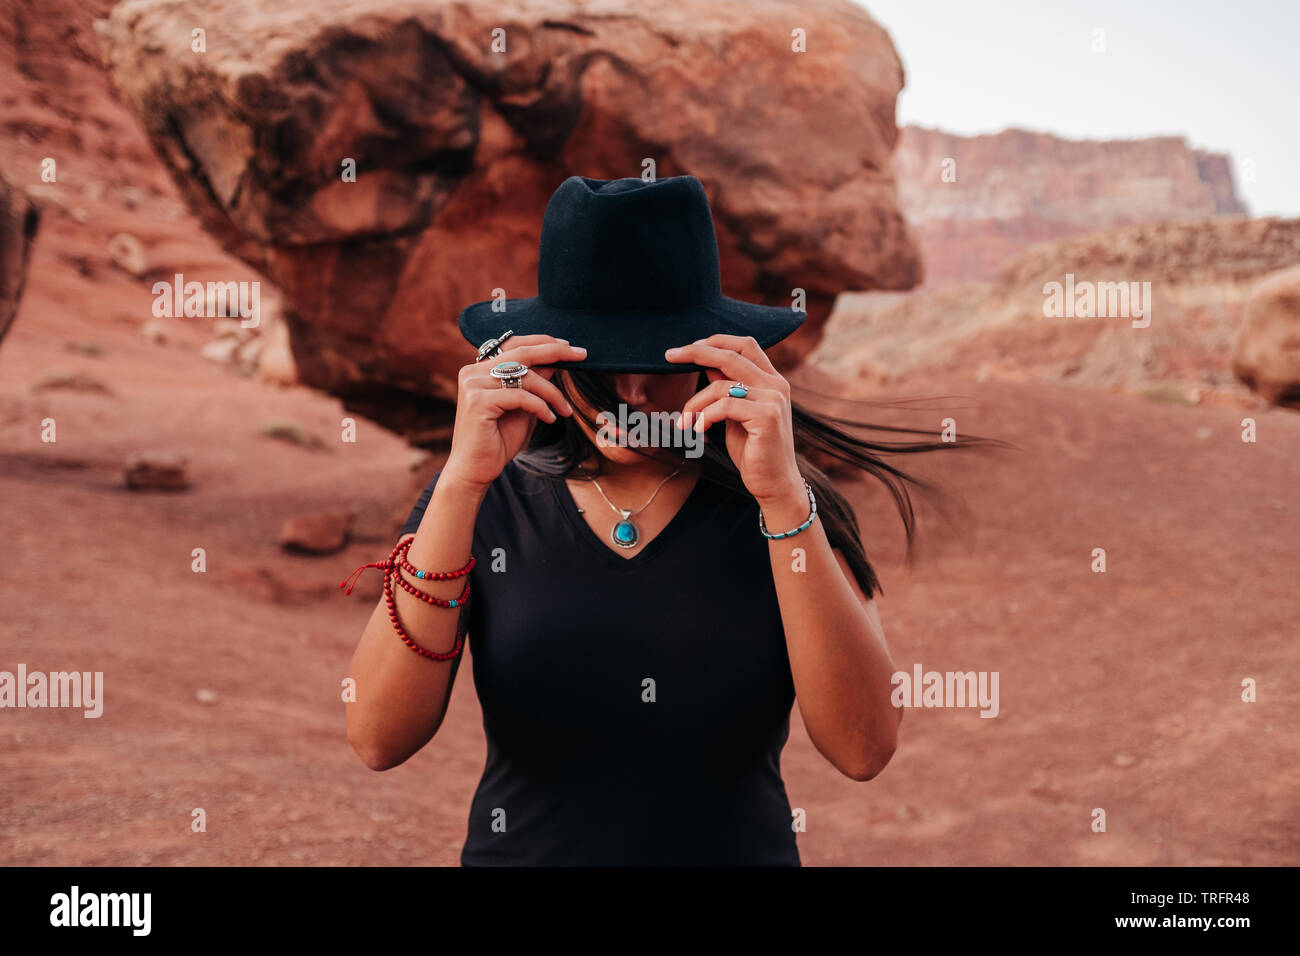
left=611, top=514, right=639, bottom=549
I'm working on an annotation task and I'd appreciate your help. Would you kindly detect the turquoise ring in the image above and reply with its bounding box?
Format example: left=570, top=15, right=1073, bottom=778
left=490, top=360, right=529, bottom=388
left=728, top=382, right=750, bottom=399
left=475, top=329, right=514, bottom=362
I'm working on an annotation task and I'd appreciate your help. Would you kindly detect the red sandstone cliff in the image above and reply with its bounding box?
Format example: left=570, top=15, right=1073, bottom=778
left=895, top=125, right=1249, bottom=287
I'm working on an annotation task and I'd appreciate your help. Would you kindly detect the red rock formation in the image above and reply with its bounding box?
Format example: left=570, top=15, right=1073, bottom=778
left=895, top=126, right=1249, bottom=287
left=0, top=174, right=40, bottom=344
left=814, top=216, right=1300, bottom=405
left=0, top=0, right=274, bottom=364
left=1232, top=265, right=1300, bottom=408
left=96, top=0, right=922, bottom=440
left=0, top=0, right=180, bottom=199
left=279, top=511, right=354, bottom=554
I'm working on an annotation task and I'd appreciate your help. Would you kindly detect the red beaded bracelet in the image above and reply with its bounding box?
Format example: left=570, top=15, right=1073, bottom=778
left=397, top=544, right=474, bottom=582
left=340, top=540, right=475, bottom=661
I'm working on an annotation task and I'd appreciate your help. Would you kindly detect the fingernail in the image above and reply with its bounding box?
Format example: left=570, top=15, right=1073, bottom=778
left=665, top=347, right=682, bottom=358
left=572, top=346, right=587, bottom=355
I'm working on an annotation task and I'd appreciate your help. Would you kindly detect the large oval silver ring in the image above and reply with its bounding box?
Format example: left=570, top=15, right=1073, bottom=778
left=490, top=360, right=530, bottom=388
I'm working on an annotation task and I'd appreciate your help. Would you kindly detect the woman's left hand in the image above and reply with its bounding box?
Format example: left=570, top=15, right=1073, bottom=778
left=666, top=334, right=805, bottom=505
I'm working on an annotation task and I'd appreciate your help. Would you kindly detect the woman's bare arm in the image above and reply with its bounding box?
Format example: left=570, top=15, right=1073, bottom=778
left=344, top=474, right=486, bottom=770
left=343, top=336, right=582, bottom=771
left=670, top=334, right=900, bottom=782
left=759, top=488, right=902, bottom=781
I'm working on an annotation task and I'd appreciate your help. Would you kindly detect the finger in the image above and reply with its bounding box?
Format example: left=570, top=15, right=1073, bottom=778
left=681, top=380, right=782, bottom=418
left=664, top=342, right=766, bottom=384
left=519, top=369, right=574, bottom=416
left=690, top=334, right=778, bottom=375
left=480, top=385, right=559, bottom=424
left=472, top=332, right=551, bottom=365
left=466, top=366, right=573, bottom=417
left=479, top=334, right=577, bottom=375
left=494, top=333, right=567, bottom=354
left=499, top=341, right=588, bottom=368
left=688, top=391, right=784, bottom=433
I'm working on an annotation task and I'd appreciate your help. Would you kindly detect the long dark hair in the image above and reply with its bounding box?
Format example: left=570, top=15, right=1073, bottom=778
left=515, top=369, right=998, bottom=600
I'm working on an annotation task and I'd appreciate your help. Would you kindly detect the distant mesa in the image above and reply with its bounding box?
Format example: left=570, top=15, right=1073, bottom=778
left=895, top=125, right=1249, bottom=288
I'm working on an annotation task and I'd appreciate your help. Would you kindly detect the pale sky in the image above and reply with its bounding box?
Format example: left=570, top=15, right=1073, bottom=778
left=863, top=0, right=1299, bottom=216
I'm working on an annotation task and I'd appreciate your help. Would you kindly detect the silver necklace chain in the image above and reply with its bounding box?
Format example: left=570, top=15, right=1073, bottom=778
left=584, top=466, right=684, bottom=518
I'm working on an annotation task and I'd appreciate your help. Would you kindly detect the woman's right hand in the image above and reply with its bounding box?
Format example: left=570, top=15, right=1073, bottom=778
left=441, top=334, right=586, bottom=492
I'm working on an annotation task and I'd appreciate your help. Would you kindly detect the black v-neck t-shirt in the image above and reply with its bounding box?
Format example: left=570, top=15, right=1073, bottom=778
left=400, top=459, right=800, bottom=866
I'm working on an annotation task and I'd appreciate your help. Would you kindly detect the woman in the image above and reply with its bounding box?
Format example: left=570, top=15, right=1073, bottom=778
left=344, top=175, right=978, bottom=866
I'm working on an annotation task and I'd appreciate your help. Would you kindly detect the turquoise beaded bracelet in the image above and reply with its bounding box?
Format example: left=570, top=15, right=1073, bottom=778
left=758, top=478, right=817, bottom=540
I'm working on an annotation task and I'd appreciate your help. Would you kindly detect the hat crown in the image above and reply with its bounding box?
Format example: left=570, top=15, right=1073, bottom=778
left=537, top=176, right=722, bottom=311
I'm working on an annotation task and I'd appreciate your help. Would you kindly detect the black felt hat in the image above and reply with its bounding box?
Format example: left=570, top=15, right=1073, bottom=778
left=457, top=175, right=806, bottom=372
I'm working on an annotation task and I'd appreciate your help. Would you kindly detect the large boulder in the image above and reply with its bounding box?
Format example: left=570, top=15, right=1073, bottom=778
left=96, top=0, right=921, bottom=440
left=0, top=174, right=41, bottom=345
left=1233, top=265, right=1300, bottom=408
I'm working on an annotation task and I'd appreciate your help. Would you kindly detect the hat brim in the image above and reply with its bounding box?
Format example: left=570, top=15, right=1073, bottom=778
left=458, top=296, right=806, bottom=373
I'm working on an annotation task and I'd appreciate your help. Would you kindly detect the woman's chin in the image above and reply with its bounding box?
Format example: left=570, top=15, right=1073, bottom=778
left=589, top=440, right=680, bottom=466
left=598, top=445, right=652, bottom=465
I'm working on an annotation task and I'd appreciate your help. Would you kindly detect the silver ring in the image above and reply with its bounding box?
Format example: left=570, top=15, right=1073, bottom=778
left=490, top=360, right=530, bottom=388
left=475, top=329, right=515, bottom=363
left=727, top=382, right=750, bottom=399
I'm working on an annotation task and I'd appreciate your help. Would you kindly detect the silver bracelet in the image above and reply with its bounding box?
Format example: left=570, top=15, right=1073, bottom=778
left=758, top=478, right=817, bottom=540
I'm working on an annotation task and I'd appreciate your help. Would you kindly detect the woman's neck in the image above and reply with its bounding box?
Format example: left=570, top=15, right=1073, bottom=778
left=574, top=452, right=694, bottom=491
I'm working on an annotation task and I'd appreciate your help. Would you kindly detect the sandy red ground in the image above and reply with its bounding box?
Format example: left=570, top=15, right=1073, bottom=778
left=2, top=238, right=1297, bottom=864
left=1, top=0, right=1296, bottom=863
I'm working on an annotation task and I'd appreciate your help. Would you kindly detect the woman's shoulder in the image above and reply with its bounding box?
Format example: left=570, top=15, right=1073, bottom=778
left=489, top=458, right=551, bottom=502
left=400, top=459, right=554, bottom=535
left=429, top=458, right=550, bottom=496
